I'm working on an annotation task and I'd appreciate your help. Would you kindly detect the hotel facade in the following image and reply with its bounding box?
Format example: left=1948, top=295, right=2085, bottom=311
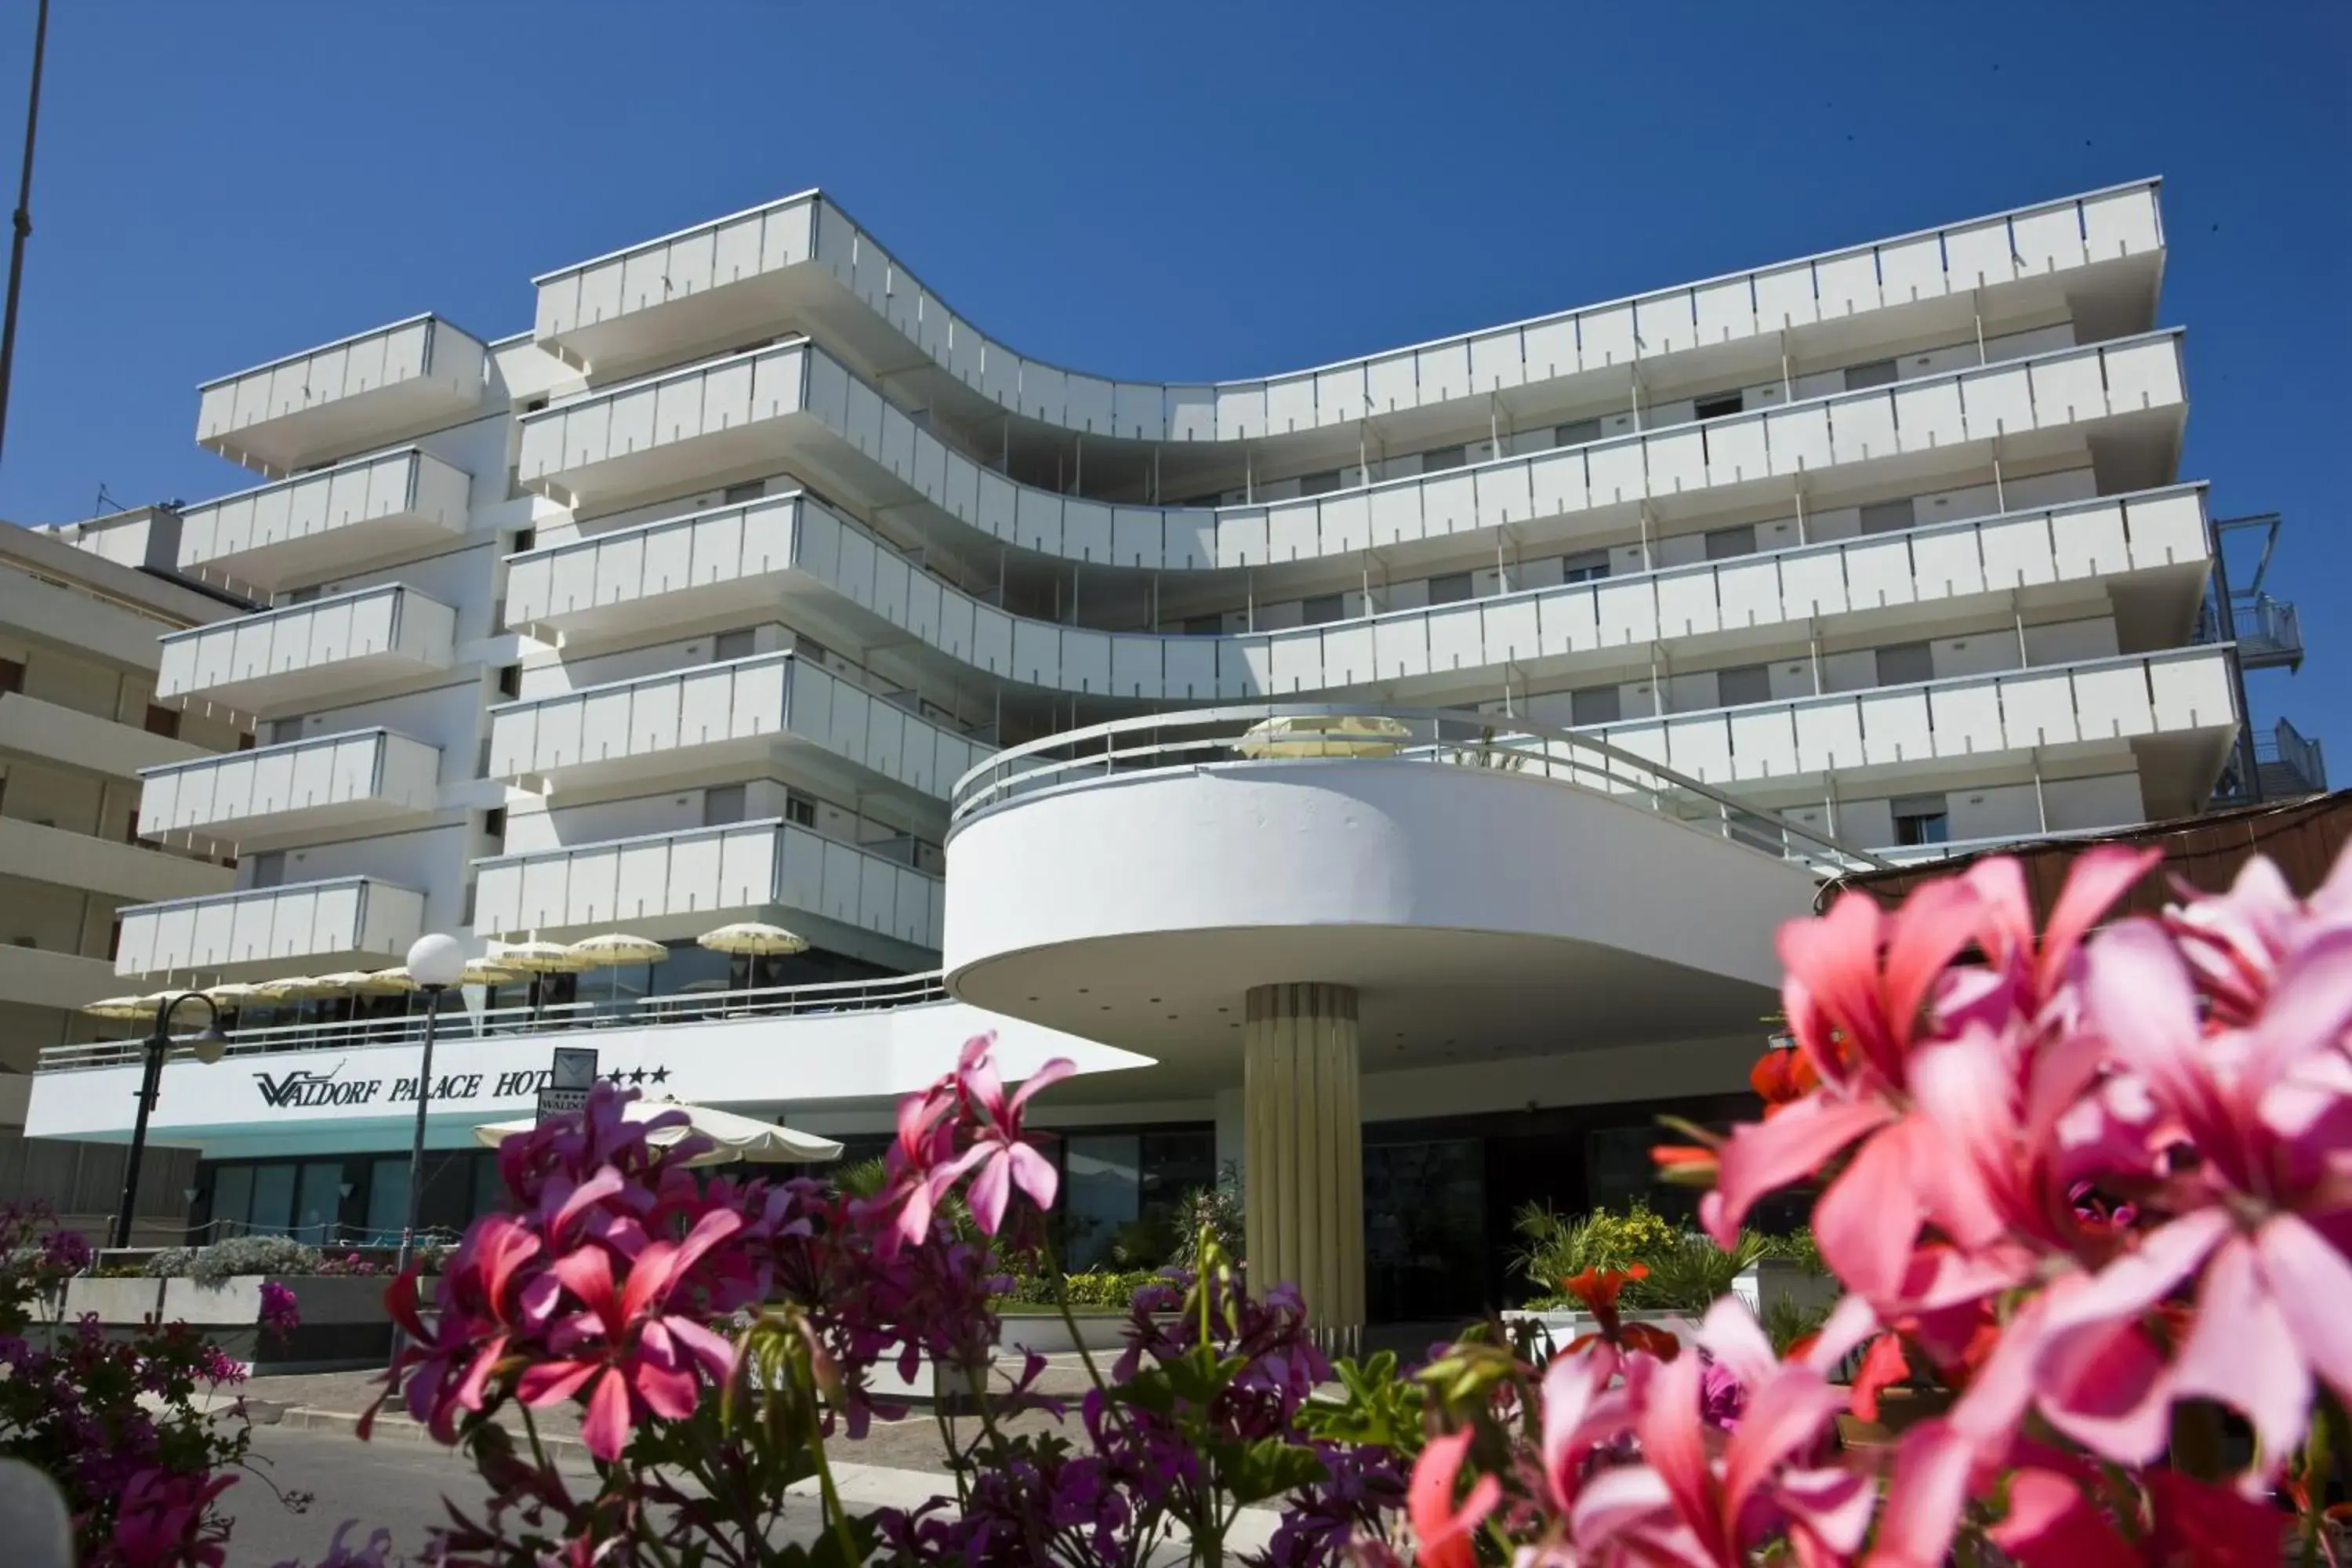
left=23, top=179, right=2325, bottom=1334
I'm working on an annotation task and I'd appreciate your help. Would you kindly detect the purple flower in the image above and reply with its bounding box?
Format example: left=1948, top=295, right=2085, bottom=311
left=257, top=1280, right=299, bottom=1338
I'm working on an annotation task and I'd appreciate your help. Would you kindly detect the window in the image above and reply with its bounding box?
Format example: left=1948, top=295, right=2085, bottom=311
left=1704, top=524, right=1758, bottom=561
left=1555, top=418, right=1603, bottom=447
left=521, top=396, right=548, bottom=414
left=1300, top=593, right=1345, bottom=626
left=1716, top=664, right=1773, bottom=707
left=702, top=785, right=748, bottom=826
left=1892, top=794, right=1951, bottom=847
left=480, top=808, right=506, bottom=848
left=1419, top=444, right=1467, bottom=474
left=1560, top=550, right=1610, bottom=584
left=1183, top=614, right=1226, bottom=637
left=713, top=628, right=757, bottom=661
left=1570, top=686, right=1622, bottom=727
left=269, top=717, right=304, bottom=745
left=143, top=704, right=180, bottom=739
left=723, top=480, right=764, bottom=504
left=1844, top=358, right=1899, bottom=390
left=1694, top=391, right=1744, bottom=421
left=1296, top=470, right=1344, bottom=497
left=237, top=731, right=256, bottom=750
left=1860, top=499, right=1915, bottom=535
left=1427, top=572, right=1475, bottom=605
left=249, top=851, right=287, bottom=889
left=783, top=794, right=815, bottom=828
left=508, top=526, right=536, bottom=554
left=282, top=585, right=321, bottom=607
left=495, top=664, right=523, bottom=699
left=0, top=656, right=21, bottom=695
left=1876, top=641, right=1935, bottom=687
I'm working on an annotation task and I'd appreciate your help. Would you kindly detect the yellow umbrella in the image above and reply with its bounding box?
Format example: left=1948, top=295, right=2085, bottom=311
left=568, top=933, right=669, bottom=968
left=313, top=969, right=409, bottom=994
left=492, top=939, right=597, bottom=975
left=81, top=993, right=161, bottom=1021
left=1236, top=714, right=1410, bottom=759
left=250, top=975, right=336, bottom=1001
left=696, top=922, right=810, bottom=957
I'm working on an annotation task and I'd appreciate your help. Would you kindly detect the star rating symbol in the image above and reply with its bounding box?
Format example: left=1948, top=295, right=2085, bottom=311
left=603, top=1069, right=626, bottom=1084
left=628, top=1067, right=646, bottom=1085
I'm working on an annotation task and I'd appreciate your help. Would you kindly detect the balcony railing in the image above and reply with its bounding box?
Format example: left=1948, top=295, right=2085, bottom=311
left=154, top=583, right=457, bottom=715
left=488, top=649, right=982, bottom=803
left=194, top=315, right=488, bottom=477
left=948, top=702, right=1890, bottom=879
left=473, top=817, right=942, bottom=956
left=34, top=971, right=952, bottom=1073
left=530, top=180, right=2162, bottom=439
left=2256, top=717, right=2328, bottom=797
left=175, top=447, right=473, bottom=593
left=113, top=877, right=426, bottom=977
left=517, top=328, right=2187, bottom=578
left=136, top=727, right=443, bottom=851
left=2230, top=592, right=2303, bottom=671
left=510, top=482, right=2209, bottom=712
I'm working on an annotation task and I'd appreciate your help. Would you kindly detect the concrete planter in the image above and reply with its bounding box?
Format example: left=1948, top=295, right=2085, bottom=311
left=1732, top=1259, right=1838, bottom=1319
left=1501, top=1308, right=1697, bottom=1351
left=996, top=1312, right=1157, bottom=1356
left=54, top=1277, right=166, bottom=1325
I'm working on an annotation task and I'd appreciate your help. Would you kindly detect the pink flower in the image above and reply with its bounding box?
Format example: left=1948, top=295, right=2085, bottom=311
left=111, top=1466, right=234, bottom=1568
left=927, top=1035, right=1076, bottom=1235
left=1406, top=1428, right=1498, bottom=1568
left=1560, top=1301, right=1872, bottom=1566
left=517, top=1207, right=746, bottom=1461
left=1986, top=1464, right=2282, bottom=1567
left=256, top=1280, right=299, bottom=1338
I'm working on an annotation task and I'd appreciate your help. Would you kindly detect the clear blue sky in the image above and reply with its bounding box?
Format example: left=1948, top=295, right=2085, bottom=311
left=0, top=0, right=2344, bottom=746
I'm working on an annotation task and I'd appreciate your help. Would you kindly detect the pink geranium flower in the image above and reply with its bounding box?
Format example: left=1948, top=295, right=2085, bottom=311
left=519, top=1207, right=746, bottom=1461
left=926, top=1034, right=1076, bottom=1236
left=1406, top=1428, right=1498, bottom=1568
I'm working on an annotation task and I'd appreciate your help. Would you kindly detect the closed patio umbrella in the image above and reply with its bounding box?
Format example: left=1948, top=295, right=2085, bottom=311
left=1236, top=713, right=1410, bottom=759
left=472, top=1098, right=843, bottom=1166
left=81, top=993, right=162, bottom=1021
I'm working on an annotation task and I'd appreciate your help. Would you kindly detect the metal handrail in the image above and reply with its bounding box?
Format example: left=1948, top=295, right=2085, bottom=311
left=37, top=971, right=956, bottom=1074
left=948, top=702, right=1889, bottom=877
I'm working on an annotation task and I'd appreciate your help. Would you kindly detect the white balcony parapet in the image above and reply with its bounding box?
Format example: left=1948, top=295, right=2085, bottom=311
left=156, top=583, right=457, bottom=716
left=529, top=181, right=2163, bottom=442
left=509, top=483, right=2209, bottom=707
left=195, top=314, right=488, bottom=478
left=516, top=330, right=2188, bottom=575
left=176, top=448, right=473, bottom=591
left=0, top=817, right=230, bottom=905
left=136, top=727, right=443, bottom=851
left=472, top=818, right=942, bottom=958
left=1580, top=645, right=2238, bottom=789
left=0, top=691, right=209, bottom=781
left=488, top=651, right=984, bottom=804
left=114, top=876, right=427, bottom=978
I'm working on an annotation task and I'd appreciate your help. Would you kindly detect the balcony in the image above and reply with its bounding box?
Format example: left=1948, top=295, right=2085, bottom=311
left=529, top=183, right=2164, bottom=445
left=1581, top=646, right=2240, bottom=815
left=194, top=315, right=488, bottom=478
left=472, top=818, right=942, bottom=964
left=488, top=651, right=982, bottom=805
left=155, top=583, right=457, bottom=716
left=113, top=876, right=426, bottom=978
left=2256, top=717, right=2328, bottom=799
left=0, top=943, right=122, bottom=1014
left=509, top=483, right=2210, bottom=713
left=0, top=817, right=230, bottom=904
left=136, top=728, right=442, bottom=853
left=0, top=692, right=209, bottom=781
left=2230, top=593, right=2303, bottom=672
left=176, top=448, right=473, bottom=593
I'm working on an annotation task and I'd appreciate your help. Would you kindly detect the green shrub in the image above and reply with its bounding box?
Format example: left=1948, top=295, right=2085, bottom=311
left=143, top=1246, right=197, bottom=1279
left=1510, top=1200, right=1676, bottom=1293
left=1004, top=1268, right=1163, bottom=1310
left=1623, top=1230, right=1767, bottom=1312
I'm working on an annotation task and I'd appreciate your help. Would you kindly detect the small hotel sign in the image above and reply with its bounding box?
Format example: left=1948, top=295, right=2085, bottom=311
left=246, top=1054, right=650, bottom=1115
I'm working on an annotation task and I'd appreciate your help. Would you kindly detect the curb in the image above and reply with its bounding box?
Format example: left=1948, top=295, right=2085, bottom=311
left=271, top=1403, right=593, bottom=1465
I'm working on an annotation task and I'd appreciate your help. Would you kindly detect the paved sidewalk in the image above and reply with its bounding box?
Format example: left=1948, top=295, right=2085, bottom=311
left=214, top=1357, right=1289, bottom=1556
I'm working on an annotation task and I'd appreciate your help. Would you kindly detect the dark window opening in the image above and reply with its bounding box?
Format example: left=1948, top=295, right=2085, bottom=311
left=1427, top=572, right=1475, bottom=605
left=1893, top=795, right=1951, bottom=847
left=1844, top=358, right=1899, bottom=390
left=1693, top=391, right=1744, bottom=421
left=495, top=665, right=523, bottom=699
left=1300, top=593, right=1346, bottom=626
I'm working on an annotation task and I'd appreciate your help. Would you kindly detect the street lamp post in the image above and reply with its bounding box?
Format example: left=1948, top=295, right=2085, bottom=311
left=393, top=933, right=466, bottom=1281
left=112, top=993, right=229, bottom=1250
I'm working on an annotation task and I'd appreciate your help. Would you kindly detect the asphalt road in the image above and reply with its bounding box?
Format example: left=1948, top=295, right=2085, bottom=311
left=220, top=1426, right=545, bottom=1566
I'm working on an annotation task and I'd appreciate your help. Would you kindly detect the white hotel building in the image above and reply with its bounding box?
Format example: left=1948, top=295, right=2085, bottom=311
left=23, top=179, right=2322, bottom=1334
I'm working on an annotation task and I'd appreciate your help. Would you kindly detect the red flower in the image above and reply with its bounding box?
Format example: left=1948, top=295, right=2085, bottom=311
left=1406, top=1428, right=1498, bottom=1568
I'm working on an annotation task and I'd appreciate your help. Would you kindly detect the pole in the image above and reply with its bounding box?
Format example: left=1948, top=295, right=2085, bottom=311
left=111, top=1028, right=167, bottom=1251
left=0, top=0, right=49, bottom=466
left=112, top=991, right=214, bottom=1250
left=395, top=986, right=446, bottom=1278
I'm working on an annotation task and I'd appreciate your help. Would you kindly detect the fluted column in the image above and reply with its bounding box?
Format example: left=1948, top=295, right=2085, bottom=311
left=1242, top=982, right=1363, bottom=1353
